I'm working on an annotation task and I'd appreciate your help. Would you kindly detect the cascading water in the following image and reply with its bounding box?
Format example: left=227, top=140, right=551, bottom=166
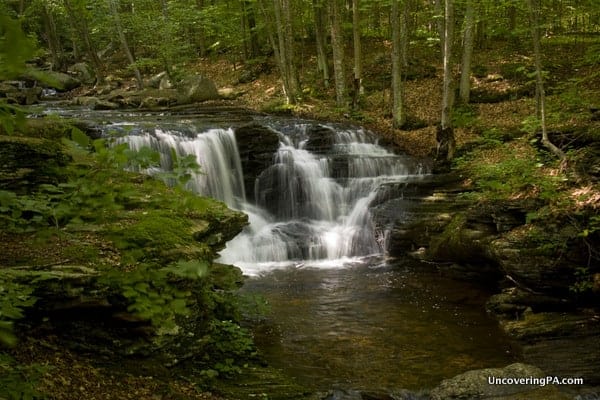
left=114, top=121, right=427, bottom=275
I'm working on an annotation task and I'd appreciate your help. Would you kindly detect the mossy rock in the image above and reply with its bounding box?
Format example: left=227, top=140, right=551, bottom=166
left=428, top=213, right=491, bottom=264
left=0, top=134, right=71, bottom=191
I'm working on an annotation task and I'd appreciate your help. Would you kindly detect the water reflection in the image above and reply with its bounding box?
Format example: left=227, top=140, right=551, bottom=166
left=242, top=260, right=518, bottom=391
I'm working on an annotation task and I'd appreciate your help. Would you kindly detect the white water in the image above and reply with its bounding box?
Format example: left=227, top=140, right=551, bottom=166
left=116, top=122, right=426, bottom=276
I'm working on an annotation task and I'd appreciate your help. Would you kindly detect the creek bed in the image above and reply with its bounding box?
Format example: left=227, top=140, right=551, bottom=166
left=242, top=259, right=518, bottom=392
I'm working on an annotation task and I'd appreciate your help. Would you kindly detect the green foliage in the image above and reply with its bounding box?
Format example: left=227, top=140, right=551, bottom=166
left=0, top=13, right=36, bottom=81
left=200, top=320, right=256, bottom=379
left=0, top=354, right=48, bottom=400
left=0, top=13, right=34, bottom=136
left=452, top=104, right=479, bottom=128
left=0, top=277, right=36, bottom=347
left=104, top=264, right=196, bottom=332
left=571, top=267, right=595, bottom=293
left=456, top=147, right=564, bottom=203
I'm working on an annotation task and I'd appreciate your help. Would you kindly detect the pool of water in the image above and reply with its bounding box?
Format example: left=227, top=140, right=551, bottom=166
left=241, top=258, right=518, bottom=391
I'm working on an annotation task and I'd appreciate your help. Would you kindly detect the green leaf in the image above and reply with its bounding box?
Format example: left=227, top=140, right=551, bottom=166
left=164, top=260, right=209, bottom=279
left=71, top=127, right=91, bottom=148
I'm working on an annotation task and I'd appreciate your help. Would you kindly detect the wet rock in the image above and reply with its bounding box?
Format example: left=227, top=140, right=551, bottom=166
left=139, top=96, right=173, bottom=109
left=304, top=125, right=337, bottom=154
left=429, top=363, right=569, bottom=400
left=487, top=287, right=572, bottom=318
left=234, top=123, right=280, bottom=201
left=92, top=99, right=119, bottom=110
left=497, top=311, right=600, bottom=386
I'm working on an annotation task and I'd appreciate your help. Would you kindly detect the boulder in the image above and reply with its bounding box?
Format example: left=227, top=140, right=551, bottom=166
left=429, top=363, right=571, bottom=400
left=178, top=75, right=220, bottom=104
left=69, top=62, right=95, bottom=85
left=42, top=70, right=81, bottom=91
left=147, top=71, right=168, bottom=89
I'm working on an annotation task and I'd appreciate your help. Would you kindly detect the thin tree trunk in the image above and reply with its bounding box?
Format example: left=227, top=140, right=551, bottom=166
left=258, top=0, right=284, bottom=89
left=433, top=0, right=445, bottom=52
left=391, top=0, right=405, bottom=128
left=458, top=0, right=475, bottom=104
left=438, top=0, right=456, bottom=165
left=108, top=0, right=143, bottom=89
left=42, top=3, right=64, bottom=71
left=282, top=0, right=299, bottom=97
left=63, top=0, right=104, bottom=82
left=160, top=0, right=173, bottom=77
left=330, top=0, right=346, bottom=108
left=527, top=0, right=565, bottom=160
left=352, top=0, right=362, bottom=109
left=313, top=0, right=330, bottom=88
left=241, top=0, right=260, bottom=59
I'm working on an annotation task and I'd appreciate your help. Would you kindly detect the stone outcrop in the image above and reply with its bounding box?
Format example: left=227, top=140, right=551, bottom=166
left=0, top=134, right=70, bottom=191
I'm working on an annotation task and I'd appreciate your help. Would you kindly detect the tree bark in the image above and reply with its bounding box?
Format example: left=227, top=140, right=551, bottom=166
left=63, top=0, right=104, bottom=82
left=42, top=3, right=65, bottom=71
left=351, top=0, right=362, bottom=109
left=313, top=0, right=330, bottom=88
left=438, top=0, right=456, bottom=164
left=433, top=0, right=445, bottom=52
left=527, top=0, right=565, bottom=160
left=330, top=0, right=346, bottom=108
left=458, top=0, right=475, bottom=104
left=108, top=0, right=143, bottom=89
left=391, top=0, right=405, bottom=128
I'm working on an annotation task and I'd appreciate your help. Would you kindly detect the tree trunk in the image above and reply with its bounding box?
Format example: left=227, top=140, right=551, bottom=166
left=42, top=3, right=65, bottom=71
left=438, top=0, right=456, bottom=164
left=160, top=0, right=173, bottom=77
left=266, top=0, right=299, bottom=103
left=330, top=0, right=346, bottom=108
left=108, top=0, right=143, bottom=89
left=458, top=0, right=475, bottom=104
left=391, top=0, right=405, bottom=128
left=351, top=0, right=362, bottom=109
left=282, top=0, right=299, bottom=97
left=433, top=0, right=445, bottom=52
left=63, top=0, right=104, bottom=82
left=313, top=0, right=330, bottom=88
left=241, top=0, right=260, bottom=59
left=527, top=0, right=565, bottom=160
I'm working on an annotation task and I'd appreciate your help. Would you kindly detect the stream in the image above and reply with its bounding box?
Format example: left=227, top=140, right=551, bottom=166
left=243, top=260, right=516, bottom=391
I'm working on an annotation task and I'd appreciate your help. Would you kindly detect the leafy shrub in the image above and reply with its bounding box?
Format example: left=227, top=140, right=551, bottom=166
left=0, top=277, right=36, bottom=347
left=0, top=354, right=48, bottom=400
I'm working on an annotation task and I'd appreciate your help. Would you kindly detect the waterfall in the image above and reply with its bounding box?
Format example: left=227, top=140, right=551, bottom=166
left=114, top=121, right=427, bottom=275
left=117, top=127, right=246, bottom=209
